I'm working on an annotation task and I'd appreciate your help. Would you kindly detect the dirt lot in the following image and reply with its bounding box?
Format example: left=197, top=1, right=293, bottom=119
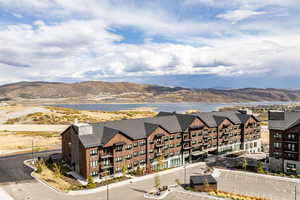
left=0, top=104, right=156, bottom=155
left=0, top=131, right=61, bottom=154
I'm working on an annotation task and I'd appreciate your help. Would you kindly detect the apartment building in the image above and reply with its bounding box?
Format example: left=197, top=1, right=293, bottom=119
left=62, top=110, right=260, bottom=179
left=269, top=111, right=300, bottom=174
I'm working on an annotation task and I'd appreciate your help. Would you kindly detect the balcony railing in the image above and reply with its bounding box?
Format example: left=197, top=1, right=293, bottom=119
left=155, top=142, right=164, bottom=148
left=183, top=137, right=192, bottom=142
left=101, top=154, right=113, bottom=159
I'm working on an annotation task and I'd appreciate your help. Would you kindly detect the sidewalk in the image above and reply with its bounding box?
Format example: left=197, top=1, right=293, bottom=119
left=68, top=162, right=207, bottom=195
left=0, top=188, right=14, bottom=200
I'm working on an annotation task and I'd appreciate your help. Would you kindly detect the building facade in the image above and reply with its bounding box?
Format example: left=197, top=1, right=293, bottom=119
left=269, top=111, right=300, bottom=174
left=62, top=110, right=260, bottom=179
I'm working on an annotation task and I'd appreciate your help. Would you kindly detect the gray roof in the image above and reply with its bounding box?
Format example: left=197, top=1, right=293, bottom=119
left=269, top=111, right=300, bottom=130
left=75, top=110, right=258, bottom=148
left=190, top=175, right=217, bottom=185
left=75, top=115, right=183, bottom=148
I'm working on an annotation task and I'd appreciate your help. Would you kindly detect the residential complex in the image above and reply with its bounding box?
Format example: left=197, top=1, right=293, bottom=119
left=62, top=110, right=261, bottom=179
left=269, top=111, right=300, bottom=174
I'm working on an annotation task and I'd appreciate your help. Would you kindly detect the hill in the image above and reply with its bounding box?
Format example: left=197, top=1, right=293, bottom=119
left=1, top=81, right=300, bottom=103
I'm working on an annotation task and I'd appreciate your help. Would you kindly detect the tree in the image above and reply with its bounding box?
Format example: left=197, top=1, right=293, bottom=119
left=241, top=158, right=248, bottom=171
left=53, top=163, right=62, bottom=178
left=256, top=161, right=265, bottom=173
left=154, top=174, right=160, bottom=190
left=121, top=161, right=128, bottom=177
left=87, top=176, right=96, bottom=189
left=157, top=155, right=164, bottom=171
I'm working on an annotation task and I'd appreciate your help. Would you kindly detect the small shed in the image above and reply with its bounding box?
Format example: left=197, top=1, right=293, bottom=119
left=190, top=175, right=217, bottom=192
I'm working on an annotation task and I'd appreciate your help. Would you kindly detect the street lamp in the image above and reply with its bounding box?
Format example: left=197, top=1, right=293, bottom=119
left=107, top=183, right=109, bottom=200
left=184, top=163, right=187, bottom=185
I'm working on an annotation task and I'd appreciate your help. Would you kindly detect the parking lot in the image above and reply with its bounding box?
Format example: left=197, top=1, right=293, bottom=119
left=217, top=169, right=300, bottom=200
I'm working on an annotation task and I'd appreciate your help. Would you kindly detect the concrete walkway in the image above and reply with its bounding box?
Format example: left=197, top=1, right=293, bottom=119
left=0, top=188, right=14, bottom=200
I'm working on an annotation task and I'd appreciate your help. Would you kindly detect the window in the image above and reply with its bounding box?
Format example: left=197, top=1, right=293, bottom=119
left=133, top=142, right=138, bottom=147
left=90, top=149, right=98, bottom=156
left=287, top=163, right=297, bottom=173
left=140, top=160, right=146, bottom=164
left=103, top=159, right=110, bottom=166
left=273, top=142, right=282, bottom=149
left=198, top=140, right=202, bottom=144
left=192, top=133, right=196, bottom=137
left=192, top=141, right=196, bottom=145
left=90, top=160, right=98, bottom=167
left=287, top=133, right=296, bottom=140
left=176, top=135, right=181, bottom=139
left=115, top=145, right=123, bottom=152
left=149, top=149, right=154, bottom=153
left=126, top=154, right=132, bottom=160
left=274, top=133, right=282, bottom=139
left=176, top=143, right=181, bottom=147
left=273, top=152, right=281, bottom=159
left=115, top=157, right=122, bottom=162
left=125, top=144, right=132, bottom=150
left=164, top=136, right=169, bottom=141
left=133, top=152, right=139, bottom=157
left=139, top=140, right=146, bottom=146
left=140, top=150, right=146, bottom=155
left=169, top=144, right=174, bottom=148
left=91, top=171, right=98, bottom=176
left=170, top=136, right=174, bottom=140
left=164, top=145, right=169, bottom=150
left=115, top=167, right=121, bottom=173
left=287, top=143, right=296, bottom=151
left=149, top=140, right=154, bottom=144
left=198, top=133, right=202, bottom=136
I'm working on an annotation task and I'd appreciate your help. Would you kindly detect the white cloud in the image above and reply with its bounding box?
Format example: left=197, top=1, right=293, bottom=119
left=217, top=9, right=268, bottom=23
left=0, top=0, right=300, bottom=84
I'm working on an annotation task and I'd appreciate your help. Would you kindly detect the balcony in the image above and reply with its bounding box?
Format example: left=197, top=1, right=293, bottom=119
left=155, top=152, right=163, bottom=157
left=183, top=145, right=192, bottom=150
left=183, top=137, right=192, bottom=142
left=101, top=164, right=113, bottom=169
left=101, top=153, right=113, bottom=159
left=155, top=142, right=164, bottom=148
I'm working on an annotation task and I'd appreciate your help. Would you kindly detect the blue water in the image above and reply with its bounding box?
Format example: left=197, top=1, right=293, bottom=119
left=51, top=101, right=300, bottom=113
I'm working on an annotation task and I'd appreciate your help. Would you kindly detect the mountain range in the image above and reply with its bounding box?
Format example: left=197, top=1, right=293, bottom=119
left=1, top=81, right=300, bottom=103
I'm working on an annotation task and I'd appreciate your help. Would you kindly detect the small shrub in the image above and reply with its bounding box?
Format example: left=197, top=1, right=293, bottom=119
left=86, top=176, right=96, bottom=189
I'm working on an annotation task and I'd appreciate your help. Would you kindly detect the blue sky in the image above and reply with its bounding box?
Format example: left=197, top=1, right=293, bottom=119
left=0, top=0, right=300, bottom=89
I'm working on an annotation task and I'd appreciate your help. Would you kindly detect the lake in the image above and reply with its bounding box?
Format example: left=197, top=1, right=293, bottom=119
left=51, top=101, right=300, bottom=113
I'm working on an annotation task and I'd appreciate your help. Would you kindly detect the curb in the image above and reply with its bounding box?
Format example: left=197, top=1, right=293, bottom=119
left=23, top=160, right=206, bottom=196
left=23, top=159, right=68, bottom=195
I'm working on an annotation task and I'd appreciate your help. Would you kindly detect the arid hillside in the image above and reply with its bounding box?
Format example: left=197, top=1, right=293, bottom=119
left=1, top=81, right=300, bottom=103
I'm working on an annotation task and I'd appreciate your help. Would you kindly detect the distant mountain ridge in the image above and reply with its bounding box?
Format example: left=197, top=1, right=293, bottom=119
left=1, top=81, right=300, bottom=103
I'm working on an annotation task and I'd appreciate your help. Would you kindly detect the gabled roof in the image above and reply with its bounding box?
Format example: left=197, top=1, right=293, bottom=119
left=269, top=111, right=300, bottom=131
left=71, top=110, right=258, bottom=148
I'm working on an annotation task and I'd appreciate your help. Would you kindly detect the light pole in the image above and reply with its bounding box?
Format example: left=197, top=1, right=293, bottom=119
left=107, top=182, right=109, bottom=200
left=295, top=184, right=297, bottom=200
left=184, top=163, right=187, bottom=185
left=31, top=140, right=34, bottom=161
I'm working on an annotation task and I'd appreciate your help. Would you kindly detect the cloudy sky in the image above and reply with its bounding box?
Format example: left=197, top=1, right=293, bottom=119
left=0, top=0, right=300, bottom=88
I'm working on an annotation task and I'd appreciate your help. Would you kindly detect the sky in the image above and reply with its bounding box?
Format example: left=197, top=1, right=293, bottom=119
left=0, top=0, right=300, bottom=89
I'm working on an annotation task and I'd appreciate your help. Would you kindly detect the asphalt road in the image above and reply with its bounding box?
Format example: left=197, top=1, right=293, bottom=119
left=0, top=149, right=61, bottom=183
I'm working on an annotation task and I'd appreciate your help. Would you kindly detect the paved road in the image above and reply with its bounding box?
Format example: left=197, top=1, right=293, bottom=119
left=1, top=162, right=208, bottom=200
left=0, top=149, right=60, bottom=183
